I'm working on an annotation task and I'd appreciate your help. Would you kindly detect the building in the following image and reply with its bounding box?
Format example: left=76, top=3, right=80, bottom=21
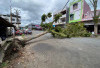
left=0, top=17, right=16, bottom=41
left=27, top=23, right=36, bottom=30
left=26, top=23, right=42, bottom=30
left=0, top=14, right=21, bottom=29
left=69, top=0, right=100, bottom=33
left=53, top=0, right=100, bottom=33
left=53, top=8, right=67, bottom=27
left=19, top=27, right=25, bottom=30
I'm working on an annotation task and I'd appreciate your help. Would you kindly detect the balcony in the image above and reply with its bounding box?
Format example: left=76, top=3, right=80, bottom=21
left=60, top=14, right=66, bottom=18
left=53, top=21, right=66, bottom=25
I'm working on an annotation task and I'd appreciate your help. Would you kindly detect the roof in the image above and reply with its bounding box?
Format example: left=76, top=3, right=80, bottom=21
left=0, top=17, right=15, bottom=27
left=0, top=14, right=21, bottom=18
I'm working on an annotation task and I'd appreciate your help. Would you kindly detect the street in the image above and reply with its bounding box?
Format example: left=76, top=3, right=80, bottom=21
left=9, top=30, right=100, bottom=68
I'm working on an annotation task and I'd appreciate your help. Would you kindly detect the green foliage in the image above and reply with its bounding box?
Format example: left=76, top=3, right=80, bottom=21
left=51, top=30, right=68, bottom=38
left=63, top=23, right=91, bottom=37
left=22, top=34, right=25, bottom=39
left=0, top=62, right=8, bottom=68
left=41, top=12, right=52, bottom=24
left=41, top=14, right=47, bottom=22
left=54, top=13, right=62, bottom=22
left=41, top=12, right=53, bottom=31
left=41, top=13, right=91, bottom=38
left=93, top=15, right=100, bottom=23
left=47, top=12, right=52, bottom=18
left=51, top=23, right=91, bottom=38
left=41, top=22, right=54, bottom=31
left=54, top=26, right=62, bottom=32
left=51, top=26, right=71, bottom=38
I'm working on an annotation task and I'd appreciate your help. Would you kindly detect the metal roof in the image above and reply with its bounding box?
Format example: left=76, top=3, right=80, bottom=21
left=0, top=17, right=15, bottom=27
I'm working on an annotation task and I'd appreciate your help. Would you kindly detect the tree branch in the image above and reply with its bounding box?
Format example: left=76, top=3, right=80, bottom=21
left=93, top=0, right=95, bottom=3
left=89, top=0, right=94, bottom=7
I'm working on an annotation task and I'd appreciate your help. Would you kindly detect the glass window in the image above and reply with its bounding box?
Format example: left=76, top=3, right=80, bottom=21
left=73, top=3, right=78, bottom=10
left=70, top=14, right=74, bottom=20
left=12, top=18, right=15, bottom=21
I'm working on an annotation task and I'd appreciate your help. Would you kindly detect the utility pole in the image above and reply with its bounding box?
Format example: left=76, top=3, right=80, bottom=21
left=14, top=9, right=20, bottom=29
left=62, top=0, right=70, bottom=11
left=10, top=0, right=15, bottom=45
left=16, top=10, right=19, bottom=29
left=10, top=0, right=12, bottom=35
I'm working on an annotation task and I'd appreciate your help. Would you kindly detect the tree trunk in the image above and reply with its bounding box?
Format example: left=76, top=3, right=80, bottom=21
left=26, top=31, right=48, bottom=42
left=94, top=23, right=98, bottom=35
left=93, top=0, right=98, bottom=35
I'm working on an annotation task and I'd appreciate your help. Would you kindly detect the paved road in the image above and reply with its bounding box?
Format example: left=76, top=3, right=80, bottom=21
left=10, top=30, right=100, bottom=68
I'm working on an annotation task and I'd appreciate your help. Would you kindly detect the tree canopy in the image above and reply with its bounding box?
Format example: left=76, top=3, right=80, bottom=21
left=54, top=13, right=62, bottom=22
left=41, top=14, right=47, bottom=23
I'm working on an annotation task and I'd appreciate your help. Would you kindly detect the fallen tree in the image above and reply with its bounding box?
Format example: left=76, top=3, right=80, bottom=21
left=26, top=31, right=48, bottom=42
left=0, top=13, right=92, bottom=65
left=51, top=23, right=91, bottom=38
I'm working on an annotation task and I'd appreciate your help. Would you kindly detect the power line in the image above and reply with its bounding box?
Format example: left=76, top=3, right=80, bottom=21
left=53, top=0, right=70, bottom=14
left=62, top=0, right=70, bottom=10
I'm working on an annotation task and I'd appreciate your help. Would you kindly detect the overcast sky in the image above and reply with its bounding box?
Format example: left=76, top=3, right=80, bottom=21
left=0, top=0, right=100, bottom=26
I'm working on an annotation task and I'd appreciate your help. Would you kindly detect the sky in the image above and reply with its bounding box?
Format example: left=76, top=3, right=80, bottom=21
left=0, top=0, right=100, bottom=26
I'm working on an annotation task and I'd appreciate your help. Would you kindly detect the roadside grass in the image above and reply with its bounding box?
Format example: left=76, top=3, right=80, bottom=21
left=0, top=61, right=8, bottom=68
left=22, top=34, right=25, bottom=39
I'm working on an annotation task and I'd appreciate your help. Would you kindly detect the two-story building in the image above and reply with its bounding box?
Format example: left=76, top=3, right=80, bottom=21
left=69, top=0, right=100, bottom=33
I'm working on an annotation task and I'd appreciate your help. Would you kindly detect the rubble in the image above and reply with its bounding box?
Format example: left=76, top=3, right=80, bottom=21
left=0, top=37, right=25, bottom=64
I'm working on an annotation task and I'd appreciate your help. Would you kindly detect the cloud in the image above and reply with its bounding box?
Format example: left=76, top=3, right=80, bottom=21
left=85, top=0, right=100, bottom=10
left=0, top=0, right=100, bottom=26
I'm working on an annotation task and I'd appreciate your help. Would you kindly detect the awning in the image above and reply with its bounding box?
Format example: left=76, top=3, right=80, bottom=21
left=0, top=17, right=15, bottom=27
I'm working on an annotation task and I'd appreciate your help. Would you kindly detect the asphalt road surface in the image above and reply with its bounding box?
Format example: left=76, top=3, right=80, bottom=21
left=9, top=30, right=100, bottom=68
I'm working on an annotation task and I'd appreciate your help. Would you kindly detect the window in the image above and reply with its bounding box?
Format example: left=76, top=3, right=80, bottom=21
left=61, top=18, right=65, bottom=22
left=12, top=18, right=15, bottom=21
left=73, top=3, right=78, bottom=10
left=70, top=14, right=74, bottom=20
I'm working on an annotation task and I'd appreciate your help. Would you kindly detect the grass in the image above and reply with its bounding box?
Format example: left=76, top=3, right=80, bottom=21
left=0, top=61, right=8, bottom=68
